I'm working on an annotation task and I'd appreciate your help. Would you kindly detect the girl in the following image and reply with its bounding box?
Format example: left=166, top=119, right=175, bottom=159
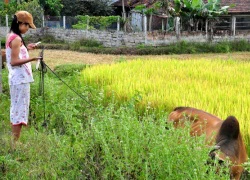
left=5, top=11, right=41, bottom=143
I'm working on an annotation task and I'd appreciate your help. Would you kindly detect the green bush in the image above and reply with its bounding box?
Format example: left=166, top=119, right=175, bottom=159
left=41, top=35, right=65, bottom=44
left=231, top=39, right=250, bottom=51
left=78, top=38, right=102, bottom=47
left=26, top=37, right=250, bottom=55
left=70, top=38, right=102, bottom=50
left=0, top=38, right=6, bottom=47
left=53, top=64, right=89, bottom=77
left=73, top=15, right=119, bottom=30
left=215, top=41, right=231, bottom=53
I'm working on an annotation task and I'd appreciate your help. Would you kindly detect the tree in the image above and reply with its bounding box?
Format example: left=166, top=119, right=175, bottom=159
left=60, top=0, right=114, bottom=16
left=0, top=0, right=43, bottom=27
left=39, top=0, right=63, bottom=16
left=169, top=0, right=231, bottom=31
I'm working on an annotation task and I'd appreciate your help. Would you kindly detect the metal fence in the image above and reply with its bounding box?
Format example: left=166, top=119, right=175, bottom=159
left=236, top=15, right=250, bottom=30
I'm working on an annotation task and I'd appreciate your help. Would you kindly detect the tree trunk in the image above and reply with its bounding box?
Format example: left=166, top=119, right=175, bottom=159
left=205, top=19, right=208, bottom=39
left=196, top=20, right=199, bottom=31
left=166, top=18, right=168, bottom=31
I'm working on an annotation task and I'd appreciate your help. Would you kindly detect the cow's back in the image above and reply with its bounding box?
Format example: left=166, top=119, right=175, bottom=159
left=168, top=107, right=223, bottom=144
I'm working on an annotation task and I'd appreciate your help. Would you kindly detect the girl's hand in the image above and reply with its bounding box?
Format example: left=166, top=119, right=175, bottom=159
left=27, top=43, right=38, bottom=50
left=32, top=56, right=43, bottom=61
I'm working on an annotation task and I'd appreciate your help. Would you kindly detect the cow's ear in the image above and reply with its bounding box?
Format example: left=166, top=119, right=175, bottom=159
left=218, top=116, right=240, bottom=140
left=215, top=116, right=240, bottom=157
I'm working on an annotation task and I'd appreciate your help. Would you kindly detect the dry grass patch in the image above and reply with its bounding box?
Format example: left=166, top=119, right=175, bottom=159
left=29, top=49, right=129, bottom=68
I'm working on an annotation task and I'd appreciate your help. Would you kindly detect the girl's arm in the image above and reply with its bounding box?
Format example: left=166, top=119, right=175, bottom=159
left=10, top=37, right=41, bottom=66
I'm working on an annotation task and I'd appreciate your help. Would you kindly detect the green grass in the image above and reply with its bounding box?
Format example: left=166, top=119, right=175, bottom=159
left=0, top=58, right=249, bottom=178
left=0, top=65, right=233, bottom=179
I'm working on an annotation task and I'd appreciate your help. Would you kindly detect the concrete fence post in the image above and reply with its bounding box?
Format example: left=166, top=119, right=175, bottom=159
left=86, top=15, right=89, bottom=38
left=116, top=16, right=120, bottom=47
left=0, top=42, right=2, bottom=94
left=117, top=16, right=120, bottom=31
left=205, top=19, right=208, bottom=39
left=175, top=17, right=180, bottom=40
left=143, top=12, right=147, bottom=45
left=6, top=14, right=8, bottom=34
left=63, top=16, right=66, bottom=29
left=162, top=19, right=164, bottom=31
left=232, top=16, right=236, bottom=37
left=42, top=15, right=45, bottom=27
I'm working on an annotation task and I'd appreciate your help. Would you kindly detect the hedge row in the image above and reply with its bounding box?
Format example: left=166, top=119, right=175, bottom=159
left=40, top=39, right=250, bottom=55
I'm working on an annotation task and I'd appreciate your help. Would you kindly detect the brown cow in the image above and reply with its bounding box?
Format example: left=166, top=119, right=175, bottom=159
left=168, top=107, right=248, bottom=180
left=1, top=49, right=6, bottom=68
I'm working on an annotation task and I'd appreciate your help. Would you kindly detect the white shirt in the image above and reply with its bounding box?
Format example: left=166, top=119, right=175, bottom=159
left=5, top=33, right=34, bottom=85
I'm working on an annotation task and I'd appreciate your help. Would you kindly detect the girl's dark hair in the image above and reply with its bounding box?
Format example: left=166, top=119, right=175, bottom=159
left=9, top=15, right=27, bottom=48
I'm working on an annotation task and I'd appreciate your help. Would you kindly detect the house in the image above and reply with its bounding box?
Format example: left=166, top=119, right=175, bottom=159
left=112, top=0, right=166, bottom=31
left=220, top=0, right=250, bottom=14
left=214, top=0, right=250, bottom=32
left=112, top=0, right=157, bottom=17
left=112, top=0, right=250, bottom=15
left=112, top=0, right=250, bottom=32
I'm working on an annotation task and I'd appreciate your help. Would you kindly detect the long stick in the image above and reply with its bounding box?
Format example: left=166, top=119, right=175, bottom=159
left=0, top=41, right=2, bottom=94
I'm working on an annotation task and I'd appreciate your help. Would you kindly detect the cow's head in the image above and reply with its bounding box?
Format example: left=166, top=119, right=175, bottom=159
left=209, top=116, right=247, bottom=180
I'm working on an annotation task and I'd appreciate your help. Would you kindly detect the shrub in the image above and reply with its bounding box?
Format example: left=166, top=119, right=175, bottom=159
left=73, top=15, right=119, bottom=30
left=54, top=64, right=89, bottom=77
left=0, top=38, right=5, bottom=47
left=29, top=37, right=250, bottom=55
left=78, top=38, right=102, bottom=47
left=215, top=41, right=231, bottom=53
left=231, top=39, right=250, bottom=51
left=41, top=35, right=65, bottom=44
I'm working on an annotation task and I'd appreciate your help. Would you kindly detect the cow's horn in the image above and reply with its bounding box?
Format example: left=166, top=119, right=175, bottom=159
left=213, top=145, right=221, bottom=150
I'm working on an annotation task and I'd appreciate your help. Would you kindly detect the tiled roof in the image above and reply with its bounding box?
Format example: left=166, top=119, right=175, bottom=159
left=221, top=0, right=250, bottom=13
left=112, top=0, right=157, bottom=8
left=113, top=0, right=250, bottom=13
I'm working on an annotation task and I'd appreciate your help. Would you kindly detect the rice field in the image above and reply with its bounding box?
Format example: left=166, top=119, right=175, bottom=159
left=80, top=58, right=250, bottom=149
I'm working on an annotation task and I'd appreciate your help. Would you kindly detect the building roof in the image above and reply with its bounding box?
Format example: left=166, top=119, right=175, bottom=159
left=112, top=0, right=157, bottom=8
left=221, top=0, right=250, bottom=13
left=113, top=0, right=250, bottom=13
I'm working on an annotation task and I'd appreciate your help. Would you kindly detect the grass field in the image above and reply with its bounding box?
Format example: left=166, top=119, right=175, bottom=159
left=1, top=50, right=249, bottom=178
left=79, top=57, right=250, bottom=148
left=30, top=50, right=250, bottom=149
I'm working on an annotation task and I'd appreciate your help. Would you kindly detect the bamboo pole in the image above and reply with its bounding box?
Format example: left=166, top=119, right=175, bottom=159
left=0, top=42, right=2, bottom=94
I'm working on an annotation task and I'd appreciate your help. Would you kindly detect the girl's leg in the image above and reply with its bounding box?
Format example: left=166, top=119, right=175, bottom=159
left=12, top=124, right=22, bottom=141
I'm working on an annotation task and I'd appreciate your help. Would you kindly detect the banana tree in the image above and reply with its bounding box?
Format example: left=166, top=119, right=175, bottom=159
left=169, top=0, right=231, bottom=32
left=198, top=0, right=232, bottom=39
